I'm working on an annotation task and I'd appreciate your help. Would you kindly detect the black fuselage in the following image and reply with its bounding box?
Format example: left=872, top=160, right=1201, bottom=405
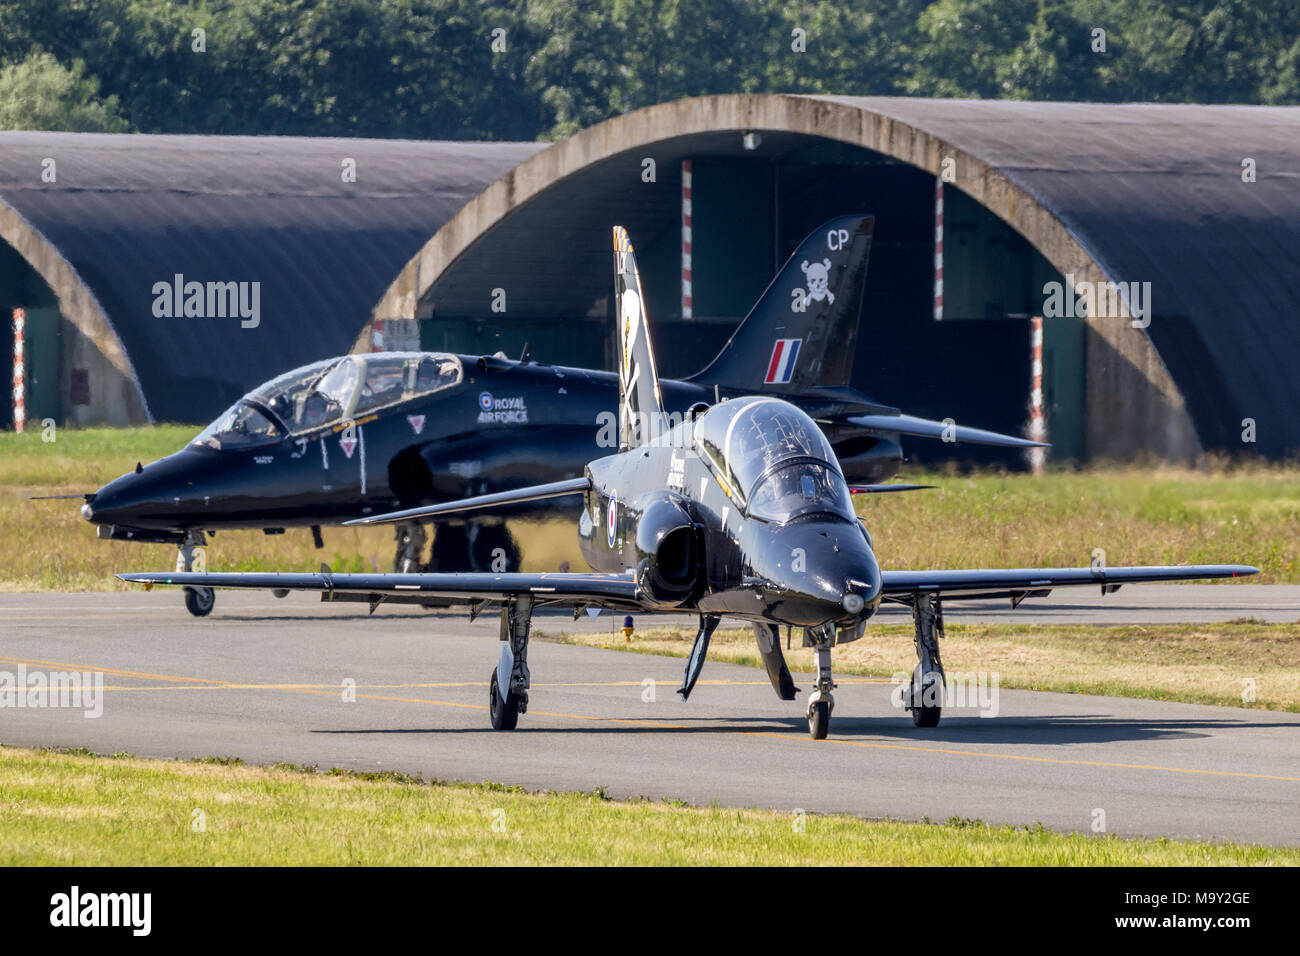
left=85, top=354, right=902, bottom=536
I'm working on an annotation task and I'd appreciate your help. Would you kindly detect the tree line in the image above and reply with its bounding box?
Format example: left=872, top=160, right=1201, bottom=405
left=1, top=0, right=1296, bottom=139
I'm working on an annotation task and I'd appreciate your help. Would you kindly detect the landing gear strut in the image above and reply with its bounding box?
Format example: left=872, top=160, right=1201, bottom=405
left=805, top=622, right=836, bottom=739
left=906, top=593, right=946, bottom=727
left=489, top=594, right=533, bottom=730
left=178, top=530, right=214, bottom=617
left=393, top=521, right=427, bottom=572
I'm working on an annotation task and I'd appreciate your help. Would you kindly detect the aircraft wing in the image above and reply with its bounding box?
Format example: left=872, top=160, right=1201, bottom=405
left=117, top=569, right=640, bottom=609
left=880, top=564, right=1257, bottom=602
left=345, top=477, right=591, bottom=526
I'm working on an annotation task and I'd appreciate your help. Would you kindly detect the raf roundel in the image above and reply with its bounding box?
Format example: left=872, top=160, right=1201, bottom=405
left=478, top=391, right=494, bottom=411
left=606, top=492, right=618, bottom=547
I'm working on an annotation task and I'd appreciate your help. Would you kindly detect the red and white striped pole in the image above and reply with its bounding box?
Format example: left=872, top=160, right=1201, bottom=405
left=1028, top=315, right=1046, bottom=474
left=681, top=159, right=693, bottom=320
left=933, top=177, right=943, bottom=321
left=12, top=307, right=25, bottom=433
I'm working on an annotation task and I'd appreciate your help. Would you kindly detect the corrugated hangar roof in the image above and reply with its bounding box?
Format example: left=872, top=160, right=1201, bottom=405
left=0, top=132, right=545, bottom=421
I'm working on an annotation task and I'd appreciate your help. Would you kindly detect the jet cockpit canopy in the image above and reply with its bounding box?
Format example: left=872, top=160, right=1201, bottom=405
left=193, top=352, right=463, bottom=450
left=693, top=398, right=854, bottom=523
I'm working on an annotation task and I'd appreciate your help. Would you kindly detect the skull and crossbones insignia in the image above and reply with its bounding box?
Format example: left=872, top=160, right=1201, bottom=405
left=801, top=258, right=835, bottom=304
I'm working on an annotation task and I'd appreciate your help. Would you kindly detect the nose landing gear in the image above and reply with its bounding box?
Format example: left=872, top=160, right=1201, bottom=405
left=804, top=622, right=837, bottom=739
left=177, top=530, right=215, bottom=617
left=183, top=583, right=215, bottom=617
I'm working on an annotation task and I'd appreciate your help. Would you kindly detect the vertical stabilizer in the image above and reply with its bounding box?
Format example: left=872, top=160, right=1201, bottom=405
left=688, top=214, right=874, bottom=393
left=613, top=225, right=666, bottom=450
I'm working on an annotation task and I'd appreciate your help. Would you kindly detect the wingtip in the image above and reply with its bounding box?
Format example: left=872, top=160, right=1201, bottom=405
left=116, top=573, right=156, bottom=591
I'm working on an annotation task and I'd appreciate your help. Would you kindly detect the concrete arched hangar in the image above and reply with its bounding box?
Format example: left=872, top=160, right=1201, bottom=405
left=3, top=94, right=1297, bottom=460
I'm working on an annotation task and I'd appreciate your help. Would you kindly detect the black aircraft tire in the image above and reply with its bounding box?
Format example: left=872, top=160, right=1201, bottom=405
left=489, top=669, right=519, bottom=731
left=912, top=703, right=942, bottom=728
left=808, top=701, right=830, bottom=740
left=184, top=586, right=215, bottom=617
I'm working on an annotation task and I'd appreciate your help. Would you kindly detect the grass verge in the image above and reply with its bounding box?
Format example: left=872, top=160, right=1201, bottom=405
left=2, top=745, right=1294, bottom=865
left=540, top=620, right=1300, bottom=713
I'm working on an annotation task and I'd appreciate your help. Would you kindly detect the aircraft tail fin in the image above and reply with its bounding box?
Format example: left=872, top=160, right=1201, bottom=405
left=688, top=214, right=874, bottom=394
left=613, top=225, right=667, bottom=451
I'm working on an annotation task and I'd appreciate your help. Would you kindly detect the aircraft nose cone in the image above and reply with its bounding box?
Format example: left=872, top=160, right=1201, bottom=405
left=84, top=476, right=130, bottom=525
left=85, top=450, right=197, bottom=529
left=842, top=555, right=883, bottom=616
left=773, top=520, right=882, bottom=626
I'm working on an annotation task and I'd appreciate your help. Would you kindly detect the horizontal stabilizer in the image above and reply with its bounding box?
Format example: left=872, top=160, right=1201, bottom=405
left=345, top=477, right=591, bottom=526
left=848, top=483, right=934, bottom=495
left=846, top=413, right=1047, bottom=449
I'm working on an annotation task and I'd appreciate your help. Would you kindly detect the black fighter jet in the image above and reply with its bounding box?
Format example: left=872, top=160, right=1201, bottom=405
left=120, top=226, right=1258, bottom=739
left=84, top=213, right=1041, bottom=617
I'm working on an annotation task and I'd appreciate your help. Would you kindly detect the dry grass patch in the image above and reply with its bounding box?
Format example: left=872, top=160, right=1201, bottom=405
left=543, top=620, right=1300, bottom=712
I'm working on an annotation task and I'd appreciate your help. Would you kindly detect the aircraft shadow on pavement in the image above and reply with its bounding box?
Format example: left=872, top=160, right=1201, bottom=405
left=212, top=613, right=473, bottom=624
left=306, top=713, right=1289, bottom=745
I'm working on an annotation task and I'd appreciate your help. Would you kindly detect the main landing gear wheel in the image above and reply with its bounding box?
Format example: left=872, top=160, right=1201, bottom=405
left=808, top=700, right=830, bottom=740
left=907, top=592, right=946, bottom=729
left=912, top=701, right=941, bottom=728
left=489, top=669, right=519, bottom=731
left=184, top=586, right=215, bottom=617
left=489, top=595, right=533, bottom=731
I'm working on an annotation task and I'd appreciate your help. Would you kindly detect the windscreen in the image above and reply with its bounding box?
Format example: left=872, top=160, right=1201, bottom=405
left=192, top=401, right=283, bottom=450
left=693, top=398, right=839, bottom=507
left=245, top=359, right=338, bottom=432
left=746, top=460, right=855, bottom=523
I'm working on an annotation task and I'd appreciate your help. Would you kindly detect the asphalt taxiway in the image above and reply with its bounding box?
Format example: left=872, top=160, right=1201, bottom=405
left=1, top=587, right=1297, bottom=845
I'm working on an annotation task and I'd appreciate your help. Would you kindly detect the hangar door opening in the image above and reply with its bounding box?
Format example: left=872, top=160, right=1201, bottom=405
left=0, top=242, right=63, bottom=431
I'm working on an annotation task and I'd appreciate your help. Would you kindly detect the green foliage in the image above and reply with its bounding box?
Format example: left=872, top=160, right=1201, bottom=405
left=0, top=1, right=1295, bottom=139
left=0, top=51, right=128, bottom=131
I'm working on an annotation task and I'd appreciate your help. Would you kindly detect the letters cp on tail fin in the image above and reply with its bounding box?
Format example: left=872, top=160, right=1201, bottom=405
left=613, top=225, right=666, bottom=451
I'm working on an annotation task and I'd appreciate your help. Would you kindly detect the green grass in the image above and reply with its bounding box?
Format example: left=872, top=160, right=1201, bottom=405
left=2, top=745, right=1293, bottom=865
left=0, top=425, right=195, bottom=487
left=543, top=620, right=1300, bottom=713
left=3, top=426, right=1298, bottom=589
